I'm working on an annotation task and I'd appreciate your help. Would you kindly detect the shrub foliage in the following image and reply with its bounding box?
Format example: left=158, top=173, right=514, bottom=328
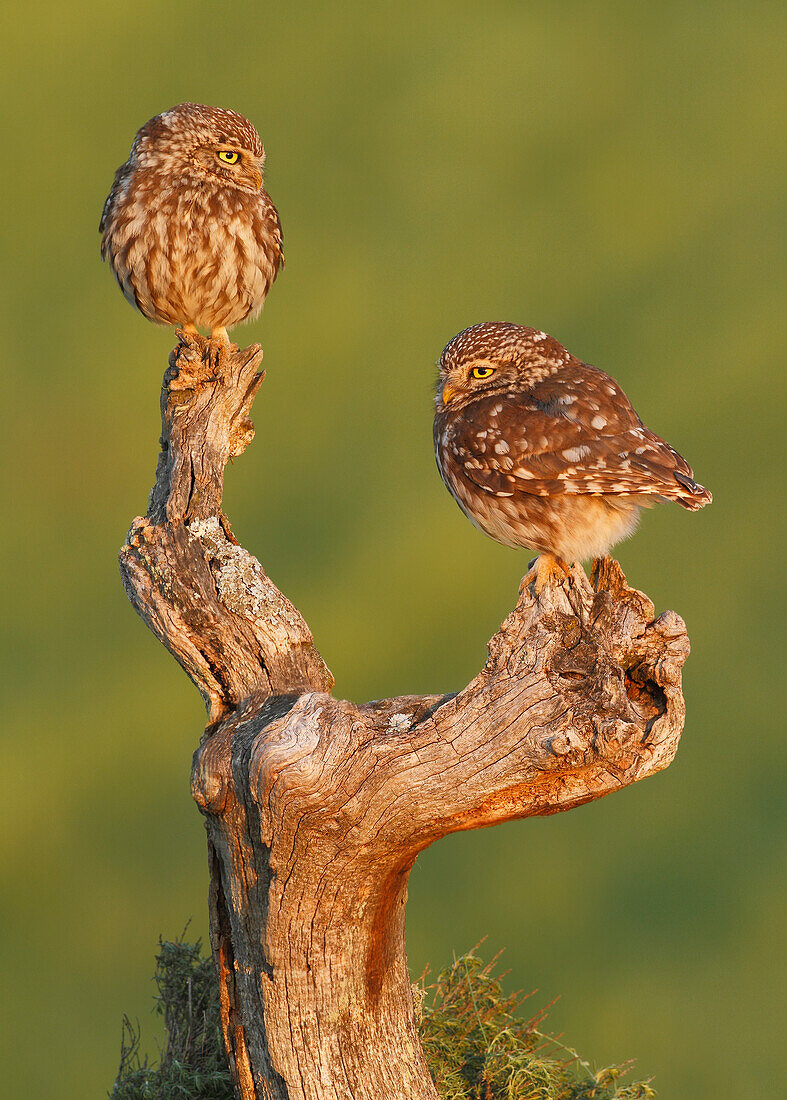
left=111, top=940, right=655, bottom=1099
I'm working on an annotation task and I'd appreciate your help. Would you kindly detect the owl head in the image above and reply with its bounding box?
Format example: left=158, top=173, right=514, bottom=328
left=436, top=321, right=568, bottom=410
left=129, top=102, right=267, bottom=193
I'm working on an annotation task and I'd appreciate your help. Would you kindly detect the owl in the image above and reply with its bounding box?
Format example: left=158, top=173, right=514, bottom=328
left=434, top=322, right=711, bottom=588
left=100, top=103, right=283, bottom=350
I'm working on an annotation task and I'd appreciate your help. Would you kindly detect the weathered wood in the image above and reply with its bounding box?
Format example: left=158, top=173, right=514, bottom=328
left=120, top=333, right=688, bottom=1100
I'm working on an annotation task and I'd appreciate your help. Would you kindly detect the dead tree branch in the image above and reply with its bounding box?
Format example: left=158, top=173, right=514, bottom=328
left=119, top=334, right=688, bottom=1100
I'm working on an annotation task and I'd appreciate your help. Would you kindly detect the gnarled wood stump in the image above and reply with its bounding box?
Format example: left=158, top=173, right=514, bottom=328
left=119, top=334, right=689, bottom=1100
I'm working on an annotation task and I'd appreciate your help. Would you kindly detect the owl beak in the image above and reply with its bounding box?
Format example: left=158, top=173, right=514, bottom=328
left=441, top=383, right=457, bottom=405
left=249, top=166, right=263, bottom=191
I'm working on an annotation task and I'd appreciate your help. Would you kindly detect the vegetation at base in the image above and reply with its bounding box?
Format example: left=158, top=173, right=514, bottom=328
left=418, top=952, right=654, bottom=1099
left=111, top=941, right=228, bottom=1100
left=110, top=940, right=655, bottom=1100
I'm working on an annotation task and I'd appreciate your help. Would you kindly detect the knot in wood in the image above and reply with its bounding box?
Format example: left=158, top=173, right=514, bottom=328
left=125, top=516, right=154, bottom=547
left=192, top=730, right=233, bottom=814
left=250, top=694, right=351, bottom=816
left=590, top=716, right=652, bottom=773
left=546, top=729, right=585, bottom=757
left=559, top=616, right=582, bottom=647
left=546, top=612, right=600, bottom=685
left=228, top=417, right=255, bottom=458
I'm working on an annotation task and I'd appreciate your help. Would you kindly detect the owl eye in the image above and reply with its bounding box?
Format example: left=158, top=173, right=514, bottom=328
left=217, top=150, right=240, bottom=165
left=471, top=366, right=495, bottom=380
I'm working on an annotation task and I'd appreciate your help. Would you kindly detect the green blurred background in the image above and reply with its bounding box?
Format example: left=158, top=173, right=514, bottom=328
left=2, top=1, right=784, bottom=1096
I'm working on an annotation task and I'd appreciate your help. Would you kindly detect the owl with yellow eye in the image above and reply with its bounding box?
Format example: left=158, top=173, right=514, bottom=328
left=434, top=322, right=711, bottom=589
left=100, top=103, right=283, bottom=350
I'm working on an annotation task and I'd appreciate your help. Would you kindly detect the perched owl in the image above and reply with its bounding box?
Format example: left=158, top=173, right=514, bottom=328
left=100, top=103, right=283, bottom=348
left=434, top=322, right=711, bottom=588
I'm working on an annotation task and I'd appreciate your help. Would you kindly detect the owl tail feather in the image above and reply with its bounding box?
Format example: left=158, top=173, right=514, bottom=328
left=674, top=471, right=713, bottom=510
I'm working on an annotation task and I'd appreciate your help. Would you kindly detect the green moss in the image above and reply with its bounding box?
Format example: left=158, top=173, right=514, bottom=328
left=111, top=941, right=655, bottom=1099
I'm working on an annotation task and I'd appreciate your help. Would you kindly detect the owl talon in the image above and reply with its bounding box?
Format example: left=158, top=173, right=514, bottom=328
left=530, top=553, right=572, bottom=596
left=169, top=328, right=236, bottom=383
left=207, top=345, right=235, bottom=371
left=167, top=359, right=217, bottom=391
left=175, top=325, right=201, bottom=348
left=168, top=333, right=218, bottom=390
left=520, top=562, right=537, bottom=595
left=204, top=328, right=234, bottom=371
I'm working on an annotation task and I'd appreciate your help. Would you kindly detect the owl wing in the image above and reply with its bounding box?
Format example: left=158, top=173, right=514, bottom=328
left=256, top=191, right=285, bottom=276
left=269, top=199, right=285, bottom=274
left=448, top=363, right=711, bottom=509
left=99, top=163, right=131, bottom=251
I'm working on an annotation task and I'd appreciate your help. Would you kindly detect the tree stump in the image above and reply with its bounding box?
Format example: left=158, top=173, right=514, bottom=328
left=119, top=334, right=689, bottom=1100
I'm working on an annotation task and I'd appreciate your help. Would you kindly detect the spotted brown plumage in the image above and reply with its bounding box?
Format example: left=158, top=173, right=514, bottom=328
left=100, top=103, right=283, bottom=345
left=433, top=322, right=711, bottom=582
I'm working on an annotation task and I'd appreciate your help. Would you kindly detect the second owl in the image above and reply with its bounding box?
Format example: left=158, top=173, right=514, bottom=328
left=434, top=322, right=711, bottom=589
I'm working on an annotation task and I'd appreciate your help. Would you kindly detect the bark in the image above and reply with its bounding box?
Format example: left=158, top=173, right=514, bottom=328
left=119, top=334, right=689, bottom=1100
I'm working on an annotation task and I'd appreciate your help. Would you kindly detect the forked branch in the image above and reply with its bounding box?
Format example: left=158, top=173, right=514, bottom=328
left=120, top=335, right=688, bottom=1100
